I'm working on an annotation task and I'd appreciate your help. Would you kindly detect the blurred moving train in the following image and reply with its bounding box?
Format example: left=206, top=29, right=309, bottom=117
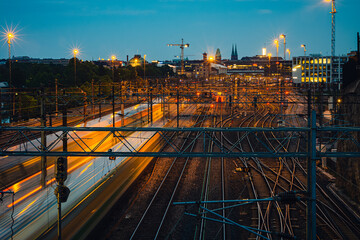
left=197, top=91, right=226, bottom=103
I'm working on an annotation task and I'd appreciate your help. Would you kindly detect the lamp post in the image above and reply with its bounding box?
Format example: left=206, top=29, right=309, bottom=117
left=7, top=32, right=14, bottom=87
left=134, top=58, right=139, bottom=102
left=267, top=53, right=272, bottom=79
left=111, top=55, right=116, bottom=131
left=274, top=39, right=279, bottom=61
left=287, top=49, right=291, bottom=60
left=6, top=32, right=15, bottom=120
left=280, top=34, right=286, bottom=60
left=301, top=44, right=307, bottom=56
left=73, top=49, right=79, bottom=86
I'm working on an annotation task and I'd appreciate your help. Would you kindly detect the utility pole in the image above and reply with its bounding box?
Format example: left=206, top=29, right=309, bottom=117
left=98, top=82, right=102, bottom=118
left=62, top=90, right=68, bottom=154
left=55, top=89, right=70, bottom=240
left=55, top=78, right=58, bottom=116
left=120, top=80, right=125, bottom=127
left=112, top=83, right=115, bottom=131
left=177, top=86, right=180, bottom=128
left=112, top=56, right=116, bottom=131
left=147, top=80, right=150, bottom=124
left=150, top=91, right=153, bottom=125
left=40, top=88, right=47, bottom=188
left=55, top=156, right=70, bottom=240
left=91, top=79, right=95, bottom=119
left=357, top=32, right=360, bottom=64
left=306, top=110, right=317, bottom=240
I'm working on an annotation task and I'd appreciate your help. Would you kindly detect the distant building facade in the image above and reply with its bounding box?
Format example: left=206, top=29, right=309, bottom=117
left=12, top=56, right=69, bottom=65
left=292, top=55, right=348, bottom=85
left=128, top=54, right=146, bottom=67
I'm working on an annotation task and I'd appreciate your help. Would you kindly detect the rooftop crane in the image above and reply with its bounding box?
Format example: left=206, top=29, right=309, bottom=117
left=167, top=38, right=189, bottom=75
left=330, top=0, right=336, bottom=57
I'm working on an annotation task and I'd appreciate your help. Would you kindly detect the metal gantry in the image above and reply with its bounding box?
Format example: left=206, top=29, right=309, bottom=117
left=1, top=126, right=360, bottom=159
left=1, top=111, right=360, bottom=239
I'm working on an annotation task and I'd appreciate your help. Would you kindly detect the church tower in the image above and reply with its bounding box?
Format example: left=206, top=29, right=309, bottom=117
left=231, top=44, right=238, bottom=61
left=215, top=48, right=221, bottom=62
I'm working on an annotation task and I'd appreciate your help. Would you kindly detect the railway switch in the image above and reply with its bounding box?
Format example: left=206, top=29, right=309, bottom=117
left=276, top=191, right=299, bottom=204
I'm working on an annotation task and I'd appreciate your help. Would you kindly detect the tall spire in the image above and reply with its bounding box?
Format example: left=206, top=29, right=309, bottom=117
left=234, top=44, right=238, bottom=60
left=231, top=44, right=234, bottom=60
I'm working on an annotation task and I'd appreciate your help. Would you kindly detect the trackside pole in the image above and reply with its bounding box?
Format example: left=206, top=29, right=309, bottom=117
left=307, top=110, right=317, bottom=240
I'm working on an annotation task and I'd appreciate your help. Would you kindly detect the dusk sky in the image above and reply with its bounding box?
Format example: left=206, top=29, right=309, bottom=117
left=1, top=0, right=360, bottom=61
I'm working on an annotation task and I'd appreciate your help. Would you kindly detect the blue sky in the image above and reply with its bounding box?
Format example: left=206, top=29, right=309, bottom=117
left=1, top=0, right=360, bottom=61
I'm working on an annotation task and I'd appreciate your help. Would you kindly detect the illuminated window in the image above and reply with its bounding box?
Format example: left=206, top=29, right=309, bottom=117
left=319, top=59, right=323, bottom=64
left=314, top=59, right=318, bottom=64
left=327, top=58, right=331, bottom=64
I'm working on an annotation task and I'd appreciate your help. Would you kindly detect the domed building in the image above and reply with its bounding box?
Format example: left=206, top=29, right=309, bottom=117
left=129, top=54, right=146, bottom=67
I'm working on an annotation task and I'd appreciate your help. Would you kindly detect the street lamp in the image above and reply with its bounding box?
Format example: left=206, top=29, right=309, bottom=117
left=301, top=44, right=307, bottom=56
left=274, top=39, right=279, bottom=61
left=5, top=31, right=16, bottom=120
left=286, top=49, right=291, bottom=60
left=280, top=34, right=286, bottom=60
left=6, top=32, right=14, bottom=86
left=73, top=49, right=79, bottom=86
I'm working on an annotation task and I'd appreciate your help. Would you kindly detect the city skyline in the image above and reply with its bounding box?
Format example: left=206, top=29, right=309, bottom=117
left=1, top=0, right=360, bottom=61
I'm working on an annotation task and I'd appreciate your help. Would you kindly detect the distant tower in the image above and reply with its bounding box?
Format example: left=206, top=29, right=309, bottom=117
left=203, top=52, right=208, bottom=62
left=231, top=44, right=238, bottom=60
left=215, top=48, right=221, bottom=62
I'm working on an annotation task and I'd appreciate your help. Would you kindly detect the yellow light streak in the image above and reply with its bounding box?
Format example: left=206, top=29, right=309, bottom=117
left=8, top=186, right=42, bottom=208
left=79, top=162, right=93, bottom=176
left=18, top=198, right=38, bottom=216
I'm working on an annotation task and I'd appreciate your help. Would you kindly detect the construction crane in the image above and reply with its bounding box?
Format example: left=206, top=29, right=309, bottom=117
left=327, top=0, right=337, bottom=56
left=167, top=38, right=190, bottom=75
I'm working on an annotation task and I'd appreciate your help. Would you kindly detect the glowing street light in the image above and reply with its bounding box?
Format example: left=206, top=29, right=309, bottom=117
left=286, top=49, right=291, bottom=60
left=301, top=44, right=307, bottom=56
left=6, top=31, right=15, bottom=87
left=73, top=48, right=79, bottom=86
left=274, top=39, right=279, bottom=60
left=280, top=34, right=286, bottom=60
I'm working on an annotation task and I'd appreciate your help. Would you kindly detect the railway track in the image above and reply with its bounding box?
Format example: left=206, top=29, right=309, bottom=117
left=90, top=89, right=360, bottom=240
